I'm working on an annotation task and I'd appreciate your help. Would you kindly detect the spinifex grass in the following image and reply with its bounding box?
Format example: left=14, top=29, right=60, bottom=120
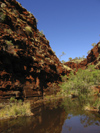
left=0, top=97, right=33, bottom=119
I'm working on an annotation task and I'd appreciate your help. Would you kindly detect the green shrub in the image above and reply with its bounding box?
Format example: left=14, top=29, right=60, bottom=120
left=91, top=43, right=96, bottom=47
left=87, top=50, right=91, bottom=54
left=4, top=29, right=12, bottom=34
left=5, top=40, right=13, bottom=46
left=93, top=98, right=100, bottom=109
left=38, top=30, right=44, bottom=37
left=59, top=65, right=100, bottom=97
left=98, top=43, right=100, bottom=47
left=25, top=26, right=33, bottom=36
left=9, top=96, right=17, bottom=103
left=0, top=12, right=6, bottom=22
left=1, top=3, right=6, bottom=8
left=4, top=40, right=18, bottom=56
left=69, top=57, right=72, bottom=61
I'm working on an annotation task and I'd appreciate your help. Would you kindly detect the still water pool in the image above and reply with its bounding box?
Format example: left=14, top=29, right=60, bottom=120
left=0, top=98, right=100, bottom=133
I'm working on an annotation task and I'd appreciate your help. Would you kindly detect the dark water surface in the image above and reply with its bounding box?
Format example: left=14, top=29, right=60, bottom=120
left=0, top=98, right=100, bottom=133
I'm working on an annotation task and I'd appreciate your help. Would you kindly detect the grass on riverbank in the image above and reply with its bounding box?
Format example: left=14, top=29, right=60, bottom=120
left=0, top=97, right=33, bottom=119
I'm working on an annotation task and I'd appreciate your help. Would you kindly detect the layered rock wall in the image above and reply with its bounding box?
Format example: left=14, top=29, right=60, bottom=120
left=65, top=42, right=100, bottom=71
left=0, top=0, right=68, bottom=99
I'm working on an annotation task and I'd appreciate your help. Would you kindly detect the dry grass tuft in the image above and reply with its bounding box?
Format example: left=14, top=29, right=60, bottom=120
left=0, top=97, right=33, bottom=119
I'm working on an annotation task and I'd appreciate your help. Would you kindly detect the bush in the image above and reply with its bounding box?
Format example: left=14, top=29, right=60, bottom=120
left=68, top=57, right=72, bottom=61
left=93, top=98, right=100, bottom=109
left=59, top=65, right=100, bottom=97
left=0, top=97, right=32, bottom=119
left=9, top=96, right=17, bottom=103
left=87, top=50, right=91, bottom=54
left=0, top=12, right=6, bottom=22
left=91, top=43, right=96, bottom=47
left=98, top=43, right=100, bottom=47
left=39, top=30, right=44, bottom=37
left=25, top=26, right=33, bottom=36
left=5, top=40, right=13, bottom=46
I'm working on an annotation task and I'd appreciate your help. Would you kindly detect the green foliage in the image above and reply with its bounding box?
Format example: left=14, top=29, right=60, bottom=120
left=36, top=18, right=38, bottom=24
left=60, top=97, right=90, bottom=115
left=59, top=65, right=100, bottom=97
left=87, top=50, right=91, bottom=54
left=98, top=43, right=100, bottom=48
left=91, top=43, right=96, bottom=47
left=61, top=60, right=66, bottom=63
left=1, top=3, right=6, bottom=8
left=0, top=12, right=6, bottom=22
left=82, top=55, right=85, bottom=59
left=39, top=30, right=44, bottom=37
left=59, top=52, right=66, bottom=60
left=68, top=56, right=85, bottom=63
left=4, top=40, right=17, bottom=56
left=93, top=98, right=100, bottom=109
left=9, top=96, right=17, bottom=103
left=5, top=40, right=13, bottom=46
left=75, top=57, right=78, bottom=60
left=69, top=57, right=72, bottom=61
left=3, top=40, right=14, bottom=51
left=25, top=26, right=33, bottom=36
left=4, top=29, right=12, bottom=34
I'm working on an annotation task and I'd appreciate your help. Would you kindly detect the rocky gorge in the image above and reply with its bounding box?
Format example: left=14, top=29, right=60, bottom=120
left=0, top=0, right=70, bottom=100
left=65, top=42, right=100, bottom=71
left=0, top=0, right=100, bottom=101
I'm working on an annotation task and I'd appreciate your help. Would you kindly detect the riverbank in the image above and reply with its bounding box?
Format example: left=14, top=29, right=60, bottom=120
left=0, top=94, right=66, bottom=120
left=29, top=93, right=100, bottom=114
left=0, top=90, right=100, bottom=120
left=0, top=97, right=34, bottom=120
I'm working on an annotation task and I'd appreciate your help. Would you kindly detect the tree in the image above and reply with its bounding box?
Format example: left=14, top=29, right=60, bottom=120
left=87, top=50, right=91, bottom=54
left=59, top=52, right=66, bottom=60
left=74, top=57, right=78, bottom=60
left=91, top=43, right=96, bottom=47
left=69, top=57, right=72, bottom=61
left=82, top=55, right=85, bottom=59
left=61, top=60, right=66, bottom=63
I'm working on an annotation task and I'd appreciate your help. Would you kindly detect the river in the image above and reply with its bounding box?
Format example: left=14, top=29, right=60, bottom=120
left=0, top=98, right=100, bottom=133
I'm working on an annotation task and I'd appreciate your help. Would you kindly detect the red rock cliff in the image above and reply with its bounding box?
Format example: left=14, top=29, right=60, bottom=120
left=64, top=42, right=100, bottom=71
left=0, top=0, right=68, bottom=99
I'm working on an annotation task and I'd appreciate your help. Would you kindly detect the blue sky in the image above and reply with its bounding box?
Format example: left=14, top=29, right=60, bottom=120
left=17, top=0, right=100, bottom=61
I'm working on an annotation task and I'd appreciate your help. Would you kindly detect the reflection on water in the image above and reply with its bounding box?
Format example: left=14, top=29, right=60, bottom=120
left=0, top=98, right=100, bottom=133
left=0, top=99, right=65, bottom=133
left=62, top=114, right=100, bottom=133
left=61, top=98, right=100, bottom=133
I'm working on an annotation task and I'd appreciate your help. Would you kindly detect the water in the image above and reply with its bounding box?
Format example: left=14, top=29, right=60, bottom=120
left=62, top=114, right=100, bottom=133
left=0, top=98, right=100, bottom=133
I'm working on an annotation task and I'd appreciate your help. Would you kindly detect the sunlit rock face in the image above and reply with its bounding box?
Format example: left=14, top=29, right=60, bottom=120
left=0, top=0, right=69, bottom=99
left=64, top=42, right=100, bottom=71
